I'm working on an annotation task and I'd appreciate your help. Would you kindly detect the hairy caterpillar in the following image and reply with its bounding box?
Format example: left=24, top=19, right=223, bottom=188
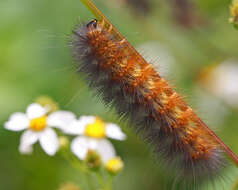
left=71, top=0, right=238, bottom=187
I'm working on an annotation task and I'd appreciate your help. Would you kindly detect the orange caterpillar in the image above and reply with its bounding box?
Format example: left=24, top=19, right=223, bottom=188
left=71, top=0, right=238, bottom=187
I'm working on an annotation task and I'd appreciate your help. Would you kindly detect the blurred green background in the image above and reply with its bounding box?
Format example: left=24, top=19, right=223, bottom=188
left=1, top=0, right=238, bottom=189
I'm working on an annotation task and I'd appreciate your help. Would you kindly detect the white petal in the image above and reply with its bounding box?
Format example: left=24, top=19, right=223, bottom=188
left=19, top=130, right=39, bottom=154
left=63, top=116, right=95, bottom=135
left=4, top=113, right=29, bottom=131
left=47, top=111, right=76, bottom=129
left=63, top=120, right=85, bottom=135
left=26, top=103, right=47, bottom=119
left=106, top=124, right=126, bottom=140
left=19, top=144, right=33, bottom=154
left=39, top=128, right=59, bottom=156
left=71, top=136, right=98, bottom=160
left=96, top=139, right=116, bottom=163
left=78, top=115, right=96, bottom=126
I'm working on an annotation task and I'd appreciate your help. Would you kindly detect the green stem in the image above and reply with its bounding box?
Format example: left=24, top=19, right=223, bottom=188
left=105, top=174, right=113, bottom=190
left=60, top=149, right=95, bottom=190
left=95, top=169, right=113, bottom=190
left=60, top=148, right=114, bottom=190
left=61, top=148, right=88, bottom=172
left=96, top=171, right=105, bottom=188
left=85, top=172, right=95, bottom=190
left=232, top=177, right=238, bottom=190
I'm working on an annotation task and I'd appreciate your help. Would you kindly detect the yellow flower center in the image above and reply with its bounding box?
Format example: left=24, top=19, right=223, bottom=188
left=29, top=115, right=47, bottom=131
left=85, top=118, right=106, bottom=138
left=106, top=157, right=123, bottom=174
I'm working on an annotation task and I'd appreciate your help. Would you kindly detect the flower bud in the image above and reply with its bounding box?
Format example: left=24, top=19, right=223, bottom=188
left=58, top=183, right=80, bottom=190
left=59, top=136, right=69, bottom=149
left=229, top=0, right=238, bottom=28
left=106, top=157, right=124, bottom=175
left=35, top=96, right=59, bottom=113
left=85, top=150, right=102, bottom=170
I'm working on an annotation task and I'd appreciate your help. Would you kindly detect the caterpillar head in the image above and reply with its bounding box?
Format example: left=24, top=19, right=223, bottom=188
left=87, top=19, right=98, bottom=28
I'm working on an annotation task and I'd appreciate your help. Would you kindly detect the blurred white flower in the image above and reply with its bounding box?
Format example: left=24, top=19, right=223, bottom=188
left=71, top=136, right=116, bottom=164
left=199, top=60, right=238, bottom=108
left=193, top=87, right=228, bottom=127
left=137, top=42, right=177, bottom=78
left=65, top=116, right=126, bottom=164
left=4, top=103, right=76, bottom=155
left=64, top=116, right=126, bottom=140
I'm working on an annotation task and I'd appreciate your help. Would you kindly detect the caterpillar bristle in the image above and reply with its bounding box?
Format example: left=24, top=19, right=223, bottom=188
left=71, top=10, right=234, bottom=188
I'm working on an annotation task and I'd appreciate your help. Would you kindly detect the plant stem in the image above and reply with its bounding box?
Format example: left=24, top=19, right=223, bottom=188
left=232, top=177, right=238, bottom=190
left=60, top=149, right=95, bottom=190
left=95, top=169, right=113, bottom=190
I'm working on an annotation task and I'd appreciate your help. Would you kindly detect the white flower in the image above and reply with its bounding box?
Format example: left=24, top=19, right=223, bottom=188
left=200, top=60, right=238, bottom=108
left=71, top=136, right=116, bottom=164
left=4, top=103, right=76, bottom=155
left=64, top=116, right=126, bottom=140
left=72, top=137, right=124, bottom=172
left=65, top=116, right=126, bottom=164
left=137, top=42, right=177, bottom=78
